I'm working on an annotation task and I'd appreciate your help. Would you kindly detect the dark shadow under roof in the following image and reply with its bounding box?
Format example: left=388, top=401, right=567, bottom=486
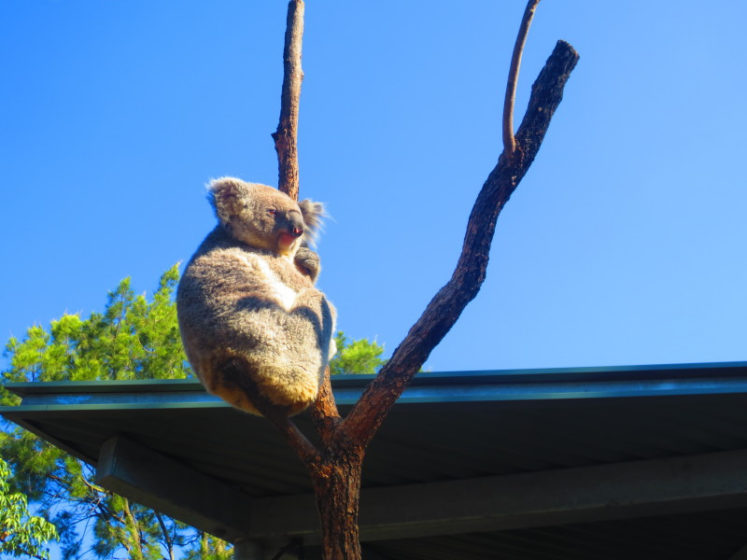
left=6, top=361, right=747, bottom=559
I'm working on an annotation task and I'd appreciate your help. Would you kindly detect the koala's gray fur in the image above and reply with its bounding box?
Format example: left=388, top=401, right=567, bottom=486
left=177, top=177, right=337, bottom=416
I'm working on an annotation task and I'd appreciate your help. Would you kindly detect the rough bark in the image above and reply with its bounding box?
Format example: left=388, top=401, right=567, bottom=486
left=271, top=0, right=341, bottom=447
left=308, top=444, right=365, bottom=560
left=309, top=366, right=342, bottom=444
left=273, top=0, right=305, bottom=201
left=342, top=39, right=580, bottom=447
left=266, top=2, right=580, bottom=559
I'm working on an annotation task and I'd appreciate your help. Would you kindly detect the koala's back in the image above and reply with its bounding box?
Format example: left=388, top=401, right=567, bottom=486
left=177, top=227, right=335, bottom=415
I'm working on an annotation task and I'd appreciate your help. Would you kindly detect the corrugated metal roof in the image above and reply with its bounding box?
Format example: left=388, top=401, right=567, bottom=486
left=5, top=361, right=747, bottom=559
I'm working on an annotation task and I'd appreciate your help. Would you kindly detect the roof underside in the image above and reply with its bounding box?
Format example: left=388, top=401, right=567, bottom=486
left=6, top=362, right=747, bottom=559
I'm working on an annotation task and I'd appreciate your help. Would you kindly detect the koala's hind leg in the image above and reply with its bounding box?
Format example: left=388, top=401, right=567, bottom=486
left=211, top=355, right=318, bottom=417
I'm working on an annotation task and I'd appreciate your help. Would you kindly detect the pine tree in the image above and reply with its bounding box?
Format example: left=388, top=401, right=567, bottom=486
left=1, top=265, right=386, bottom=559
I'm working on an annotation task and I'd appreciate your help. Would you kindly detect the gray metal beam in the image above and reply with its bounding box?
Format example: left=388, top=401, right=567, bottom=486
left=96, top=436, right=254, bottom=542
left=355, top=448, right=747, bottom=541
left=97, top=437, right=747, bottom=544
left=251, top=448, right=747, bottom=543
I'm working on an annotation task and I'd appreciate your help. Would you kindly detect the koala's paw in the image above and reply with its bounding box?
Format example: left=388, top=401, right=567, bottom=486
left=295, top=246, right=321, bottom=282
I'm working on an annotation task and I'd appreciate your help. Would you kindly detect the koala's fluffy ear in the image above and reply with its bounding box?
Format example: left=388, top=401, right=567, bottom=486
left=299, top=199, right=326, bottom=244
left=208, top=177, right=251, bottom=226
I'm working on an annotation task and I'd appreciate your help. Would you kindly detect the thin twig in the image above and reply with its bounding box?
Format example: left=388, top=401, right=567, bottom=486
left=155, top=511, right=175, bottom=560
left=79, top=474, right=106, bottom=494
left=502, top=0, right=541, bottom=160
left=273, top=0, right=305, bottom=200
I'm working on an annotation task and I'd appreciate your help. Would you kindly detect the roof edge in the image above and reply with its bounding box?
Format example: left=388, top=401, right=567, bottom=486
left=5, top=360, right=747, bottom=398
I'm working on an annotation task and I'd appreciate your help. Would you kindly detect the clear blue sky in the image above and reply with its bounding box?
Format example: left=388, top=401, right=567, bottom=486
left=1, top=1, right=746, bottom=374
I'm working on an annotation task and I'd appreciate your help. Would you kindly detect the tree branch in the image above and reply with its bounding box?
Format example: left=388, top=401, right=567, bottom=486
left=268, top=1, right=338, bottom=467
left=79, top=474, right=106, bottom=495
left=308, top=366, right=342, bottom=445
left=342, top=40, right=579, bottom=446
left=226, top=360, right=322, bottom=466
left=273, top=0, right=305, bottom=201
left=248, top=394, right=321, bottom=472
left=155, top=511, right=175, bottom=560
left=503, top=0, right=541, bottom=160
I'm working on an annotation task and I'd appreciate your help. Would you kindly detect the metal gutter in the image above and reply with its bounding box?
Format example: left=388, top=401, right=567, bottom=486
left=3, top=361, right=747, bottom=413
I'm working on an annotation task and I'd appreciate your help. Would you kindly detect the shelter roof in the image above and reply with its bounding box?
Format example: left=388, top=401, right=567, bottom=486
left=5, top=362, right=747, bottom=559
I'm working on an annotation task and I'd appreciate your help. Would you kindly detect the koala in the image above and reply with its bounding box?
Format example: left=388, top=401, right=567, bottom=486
left=176, top=177, right=337, bottom=417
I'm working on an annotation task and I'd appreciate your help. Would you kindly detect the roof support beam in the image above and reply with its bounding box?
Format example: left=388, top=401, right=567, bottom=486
left=96, top=436, right=255, bottom=542
left=355, top=448, right=747, bottom=541
left=96, top=437, right=747, bottom=544
left=253, top=448, right=747, bottom=543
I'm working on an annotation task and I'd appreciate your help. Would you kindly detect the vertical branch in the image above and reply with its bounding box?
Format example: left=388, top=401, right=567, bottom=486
left=502, top=0, right=541, bottom=160
left=272, top=0, right=340, bottom=445
left=273, top=0, right=305, bottom=201
left=154, top=512, right=175, bottom=560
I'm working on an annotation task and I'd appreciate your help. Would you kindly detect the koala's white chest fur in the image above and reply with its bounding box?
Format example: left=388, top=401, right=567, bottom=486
left=250, top=253, right=300, bottom=311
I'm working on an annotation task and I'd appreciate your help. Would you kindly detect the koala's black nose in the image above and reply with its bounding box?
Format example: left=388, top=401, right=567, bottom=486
left=291, top=226, right=303, bottom=237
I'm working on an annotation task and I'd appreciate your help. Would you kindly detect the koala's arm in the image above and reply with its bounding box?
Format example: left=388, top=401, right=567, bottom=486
left=294, top=245, right=321, bottom=283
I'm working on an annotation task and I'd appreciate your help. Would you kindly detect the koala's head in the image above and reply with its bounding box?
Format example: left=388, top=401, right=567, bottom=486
left=208, top=177, right=325, bottom=257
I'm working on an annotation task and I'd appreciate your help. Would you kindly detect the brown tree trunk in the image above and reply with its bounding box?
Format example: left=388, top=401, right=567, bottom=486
left=309, top=443, right=365, bottom=560
left=265, top=3, right=579, bottom=559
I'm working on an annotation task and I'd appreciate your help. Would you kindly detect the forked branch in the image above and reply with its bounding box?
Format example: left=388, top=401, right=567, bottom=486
left=343, top=40, right=579, bottom=446
left=267, top=4, right=578, bottom=558
left=270, top=0, right=579, bottom=463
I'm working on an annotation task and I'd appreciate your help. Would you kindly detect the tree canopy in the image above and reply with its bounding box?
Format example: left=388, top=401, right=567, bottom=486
left=1, top=265, right=383, bottom=559
left=331, top=332, right=385, bottom=376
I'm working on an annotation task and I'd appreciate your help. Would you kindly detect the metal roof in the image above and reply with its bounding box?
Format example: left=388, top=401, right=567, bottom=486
left=6, top=361, right=747, bottom=559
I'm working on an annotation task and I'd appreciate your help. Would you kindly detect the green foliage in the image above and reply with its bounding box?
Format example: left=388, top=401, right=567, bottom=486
left=2, top=265, right=189, bottom=393
left=330, top=332, right=386, bottom=375
left=0, top=457, right=58, bottom=559
left=182, top=532, right=233, bottom=560
left=1, top=266, right=201, bottom=559
left=1, top=265, right=387, bottom=559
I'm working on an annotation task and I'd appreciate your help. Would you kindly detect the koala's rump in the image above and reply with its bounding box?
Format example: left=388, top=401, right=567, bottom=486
left=177, top=245, right=335, bottom=414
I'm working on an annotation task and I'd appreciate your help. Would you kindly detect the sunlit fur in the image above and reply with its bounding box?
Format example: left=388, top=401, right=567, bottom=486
left=177, top=177, right=336, bottom=416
